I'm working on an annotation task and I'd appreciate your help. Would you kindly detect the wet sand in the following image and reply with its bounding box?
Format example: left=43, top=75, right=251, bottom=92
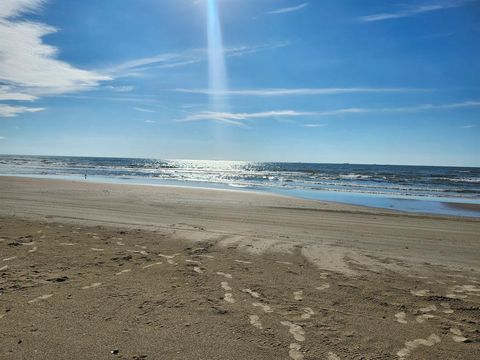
left=444, top=201, right=480, bottom=213
left=0, top=176, right=479, bottom=359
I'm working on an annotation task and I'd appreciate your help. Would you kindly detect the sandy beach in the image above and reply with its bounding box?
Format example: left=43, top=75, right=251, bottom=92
left=0, top=176, right=479, bottom=359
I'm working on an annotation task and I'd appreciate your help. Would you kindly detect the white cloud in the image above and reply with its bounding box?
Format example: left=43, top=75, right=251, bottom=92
left=175, top=87, right=424, bottom=97
left=177, top=101, right=480, bottom=126
left=267, top=2, right=309, bottom=15
left=460, top=124, right=478, bottom=129
left=360, top=1, right=473, bottom=22
left=179, top=110, right=314, bottom=126
left=104, top=85, right=134, bottom=93
left=303, top=123, right=326, bottom=128
left=103, top=42, right=289, bottom=78
left=0, top=0, right=109, bottom=116
left=0, top=104, right=45, bottom=117
left=144, top=120, right=156, bottom=123
left=134, top=107, right=156, bottom=113
left=0, top=136, right=6, bottom=140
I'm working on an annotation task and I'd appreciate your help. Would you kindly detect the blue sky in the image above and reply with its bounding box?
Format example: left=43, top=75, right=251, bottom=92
left=0, top=0, right=479, bottom=166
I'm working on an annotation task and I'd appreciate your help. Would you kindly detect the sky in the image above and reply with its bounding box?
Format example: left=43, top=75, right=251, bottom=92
left=0, top=0, right=479, bottom=166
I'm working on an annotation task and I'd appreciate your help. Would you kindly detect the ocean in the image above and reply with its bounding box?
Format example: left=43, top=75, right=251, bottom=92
left=1, top=155, right=479, bottom=217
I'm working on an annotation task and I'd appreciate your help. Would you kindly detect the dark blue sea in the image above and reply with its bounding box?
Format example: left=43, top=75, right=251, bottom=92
left=1, top=155, right=479, bottom=217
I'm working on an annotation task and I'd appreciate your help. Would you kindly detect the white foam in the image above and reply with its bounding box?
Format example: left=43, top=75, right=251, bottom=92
left=0, top=265, right=9, bottom=271
left=316, top=284, right=330, bottom=291
left=90, top=248, right=104, bottom=252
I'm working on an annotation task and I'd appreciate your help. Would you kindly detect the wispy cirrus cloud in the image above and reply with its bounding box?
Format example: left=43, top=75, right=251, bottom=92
left=177, top=101, right=480, bottom=126
left=360, top=1, right=474, bottom=22
left=179, top=110, right=313, bottom=126
left=303, top=123, right=327, bottom=128
left=133, top=107, right=156, bottom=113
left=175, top=87, right=426, bottom=97
left=267, top=2, right=309, bottom=15
left=0, top=0, right=110, bottom=116
left=102, top=42, right=289, bottom=78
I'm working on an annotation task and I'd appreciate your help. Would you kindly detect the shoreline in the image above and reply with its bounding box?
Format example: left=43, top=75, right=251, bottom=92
left=2, top=174, right=480, bottom=218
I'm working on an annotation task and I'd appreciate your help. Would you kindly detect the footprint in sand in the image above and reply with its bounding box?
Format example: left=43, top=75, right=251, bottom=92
left=159, top=254, right=179, bottom=265
left=440, top=302, right=454, bottom=314
left=416, top=314, right=435, bottom=323
left=243, top=289, right=260, bottom=299
left=446, top=284, right=480, bottom=299
left=301, top=308, right=314, bottom=320
left=416, top=305, right=436, bottom=323
left=235, top=260, right=252, bottom=264
left=293, top=291, right=303, bottom=301
left=327, top=353, right=341, bottom=360
left=410, top=289, right=430, bottom=297
left=395, top=312, right=408, bottom=324
left=28, top=294, right=53, bottom=304
left=221, top=282, right=235, bottom=303
left=316, top=284, right=330, bottom=291
left=128, top=250, right=149, bottom=256
left=397, top=334, right=441, bottom=359
left=193, top=267, right=204, bottom=274
left=186, top=260, right=201, bottom=265
left=216, top=272, right=233, bottom=279
left=82, top=282, right=102, bottom=290
left=450, top=328, right=469, bottom=343
left=288, top=343, right=304, bottom=360
left=276, top=261, right=294, bottom=265
left=249, top=315, right=263, bottom=330
left=142, top=262, right=162, bottom=269
left=115, top=269, right=131, bottom=276
left=3, top=256, right=17, bottom=262
left=252, top=302, right=273, bottom=313
left=281, top=321, right=305, bottom=342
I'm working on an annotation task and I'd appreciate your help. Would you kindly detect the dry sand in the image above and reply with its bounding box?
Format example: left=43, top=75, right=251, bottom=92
left=0, top=176, right=479, bottom=359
